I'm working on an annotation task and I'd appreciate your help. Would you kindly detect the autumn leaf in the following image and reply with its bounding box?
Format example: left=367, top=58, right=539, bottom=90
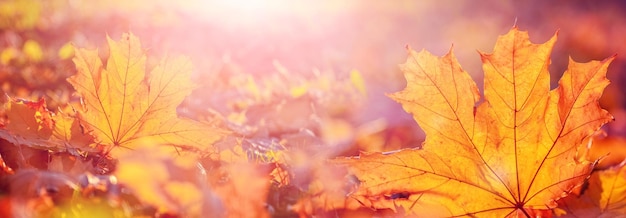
left=336, top=27, right=614, bottom=217
left=558, top=163, right=626, bottom=217
left=0, top=0, right=41, bottom=30
left=0, top=98, right=53, bottom=148
left=68, top=33, right=227, bottom=156
left=0, top=97, right=95, bottom=153
left=115, top=146, right=207, bottom=215
left=587, top=135, right=626, bottom=169
left=209, top=162, right=273, bottom=218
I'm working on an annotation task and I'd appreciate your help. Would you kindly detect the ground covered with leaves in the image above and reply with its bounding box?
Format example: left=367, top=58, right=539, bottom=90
left=0, top=0, right=626, bottom=217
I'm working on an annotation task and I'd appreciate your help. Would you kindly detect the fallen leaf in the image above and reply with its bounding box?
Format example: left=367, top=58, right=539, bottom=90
left=293, top=162, right=362, bottom=216
left=587, top=135, right=626, bottom=169
left=57, top=42, right=74, bottom=60
left=336, top=27, right=614, bottom=216
left=47, top=153, right=95, bottom=177
left=209, top=162, right=272, bottom=218
left=349, top=69, right=367, bottom=96
left=0, top=98, right=53, bottom=149
left=0, top=0, right=41, bottom=30
left=0, top=97, right=95, bottom=152
left=558, top=163, right=626, bottom=217
left=2, top=169, right=78, bottom=217
left=68, top=33, right=227, bottom=157
left=115, top=145, right=207, bottom=216
left=22, top=40, right=43, bottom=62
left=0, top=47, right=18, bottom=65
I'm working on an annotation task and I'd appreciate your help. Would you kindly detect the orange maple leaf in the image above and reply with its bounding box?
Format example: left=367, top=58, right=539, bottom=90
left=337, top=27, right=614, bottom=217
left=0, top=97, right=95, bottom=153
left=68, top=33, right=227, bottom=156
left=558, top=162, right=626, bottom=217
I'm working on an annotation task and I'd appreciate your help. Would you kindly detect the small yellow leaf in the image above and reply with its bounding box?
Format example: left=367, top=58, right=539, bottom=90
left=349, top=69, right=367, bottom=95
left=290, top=84, right=308, bottom=98
left=57, top=42, right=74, bottom=60
left=0, top=47, right=18, bottom=65
left=244, top=75, right=261, bottom=99
left=0, top=0, right=41, bottom=30
left=22, top=39, right=43, bottom=62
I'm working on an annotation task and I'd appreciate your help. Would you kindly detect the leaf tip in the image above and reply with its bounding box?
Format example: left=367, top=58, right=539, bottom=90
left=606, top=53, right=617, bottom=63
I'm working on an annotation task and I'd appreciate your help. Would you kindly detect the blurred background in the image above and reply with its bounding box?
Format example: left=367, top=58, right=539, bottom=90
left=1, top=0, right=625, bottom=152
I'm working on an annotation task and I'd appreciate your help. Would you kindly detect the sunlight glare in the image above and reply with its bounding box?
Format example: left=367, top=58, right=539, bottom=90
left=188, top=0, right=295, bottom=26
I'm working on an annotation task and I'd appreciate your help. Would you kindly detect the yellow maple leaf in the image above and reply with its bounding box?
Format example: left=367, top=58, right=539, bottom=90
left=336, top=27, right=614, bottom=217
left=68, top=33, right=227, bottom=157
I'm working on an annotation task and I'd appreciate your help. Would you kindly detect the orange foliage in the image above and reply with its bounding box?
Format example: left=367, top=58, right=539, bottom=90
left=0, top=97, right=94, bottom=153
left=1, top=1, right=625, bottom=216
left=588, top=136, right=626, bottom=169
left=68, top=33, right=228, bottom=157
left=334, top=27, right=614, bottom=216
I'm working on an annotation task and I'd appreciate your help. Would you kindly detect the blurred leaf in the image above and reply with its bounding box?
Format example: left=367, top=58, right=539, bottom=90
left=289, top=84, right=308, bottom=98
left=349, top=69, right=366, bottom=96
left=588, top=136, right=626, bottom=169
left=558, top=163, right=626, bottom=217
left=0, top=48, right=18, bottom=65
left=0, top=97, right=95, bottom=152
left=115, top=146, right=205, bottom=215
left=210, top=162, right=272, bottom=218
left=57, top=42, right=74, bottom=60
left=22, top=40, right=42, bottom=62
left=0, top=0, right=41, bottom=30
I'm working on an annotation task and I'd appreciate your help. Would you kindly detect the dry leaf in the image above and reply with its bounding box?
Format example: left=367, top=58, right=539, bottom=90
left=0, top=98, right=54, bottom=149
left=336, top=27, right=614, bottom=216
left=0, top=97, right=95, bottom=152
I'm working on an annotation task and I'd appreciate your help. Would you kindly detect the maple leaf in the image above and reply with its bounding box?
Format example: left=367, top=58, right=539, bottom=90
left=558, top=162, right=626, bottom=217
left=336, top=27, right=614, bottom=217
left=68, top=33, right=227, bottom=156
left=0, top=98, right=53, bottom=148
left=0, top=97, right=95, bottom=153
